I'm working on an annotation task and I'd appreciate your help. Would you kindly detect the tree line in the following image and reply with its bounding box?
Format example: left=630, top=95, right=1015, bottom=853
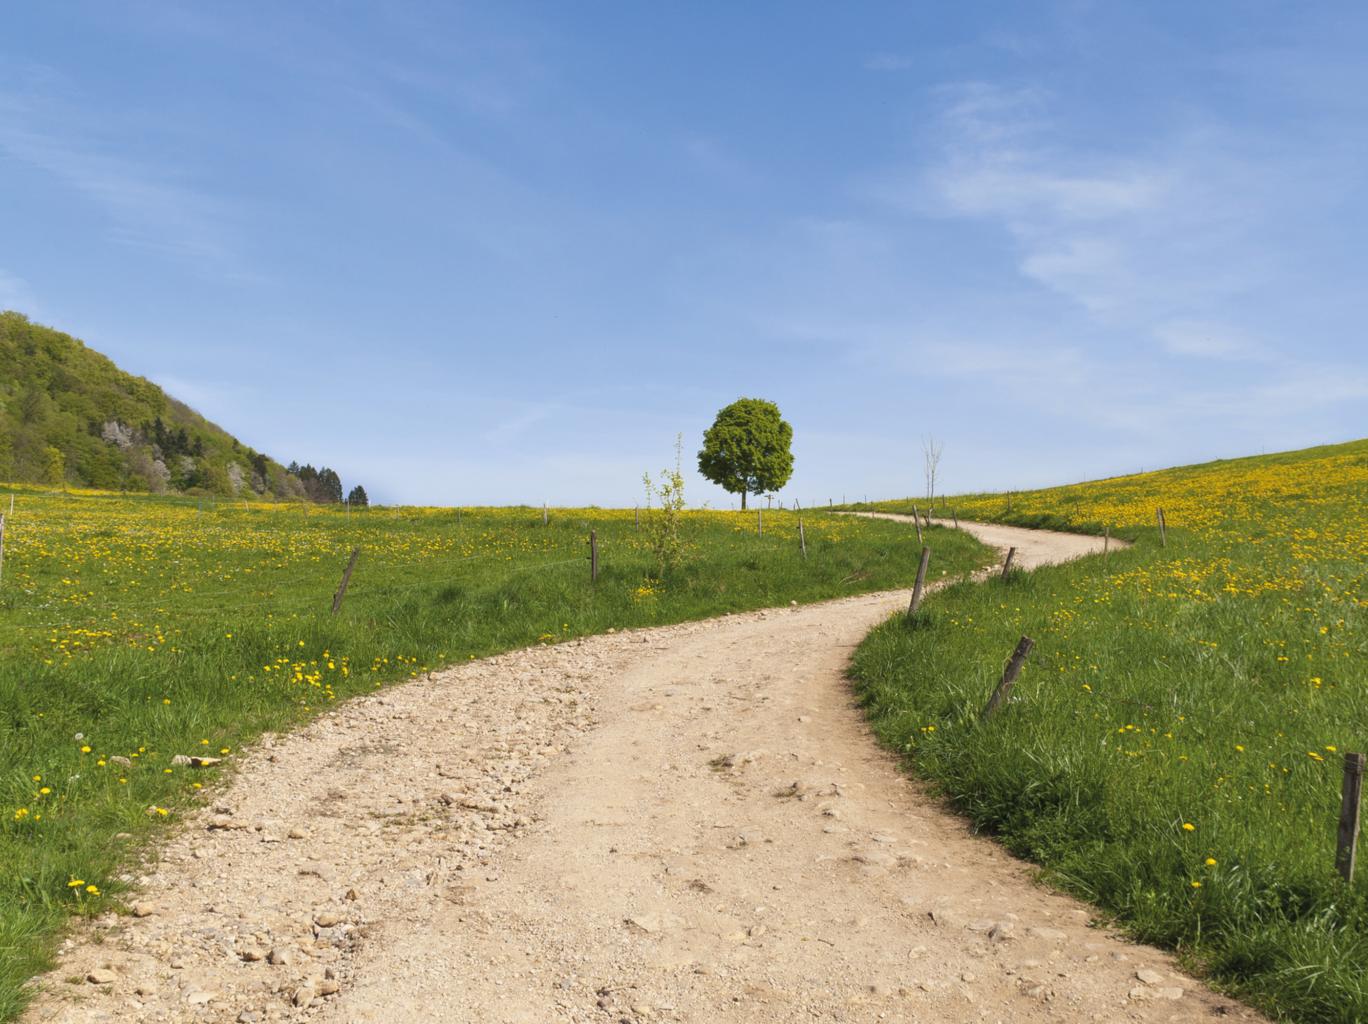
left=287, top=463, right=368, bottom=507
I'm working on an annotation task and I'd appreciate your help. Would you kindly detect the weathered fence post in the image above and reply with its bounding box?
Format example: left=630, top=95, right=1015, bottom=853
left=798, top=519, right=807, bottom=559
left=543, top=503, right=548, bottom=526
left=0, top=512, right=6, bottom=585
left=589, top=530, right=598, bottom=583
left=1338, top=753, right=1365, bottom=882
left=1157, top=507, right=1167, bottom=547
left=758, top=509, right=763, bottom=537
left=1001, top=546, right=1017, bottom=578
left=981, top=636, right=1035, bottom=720
left=952, top=509, right=959, bottom=528
left=911, top=503, right=923, bottom=544
left=906, top=546, right=931, bottom=618
left=1104, top=525, right=1110, bottom=556
left=331, top=547, right=360, bottom=614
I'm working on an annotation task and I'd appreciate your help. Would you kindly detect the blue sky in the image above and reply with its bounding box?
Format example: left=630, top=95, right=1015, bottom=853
left=2, top=2, right=1365, bottom=506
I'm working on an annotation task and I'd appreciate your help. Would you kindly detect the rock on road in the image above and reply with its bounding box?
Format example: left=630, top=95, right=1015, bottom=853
left=23, top=518, right=1264, bottom=1024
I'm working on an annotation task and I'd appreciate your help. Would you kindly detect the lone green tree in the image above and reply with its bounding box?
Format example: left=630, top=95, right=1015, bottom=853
left=697, top=398, right=794, bottom=510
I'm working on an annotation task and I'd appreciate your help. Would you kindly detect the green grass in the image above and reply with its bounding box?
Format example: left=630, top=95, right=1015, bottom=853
left=0, top=488, right=991, bottom=1020
left=847, top=439, right=1368, bottom=1023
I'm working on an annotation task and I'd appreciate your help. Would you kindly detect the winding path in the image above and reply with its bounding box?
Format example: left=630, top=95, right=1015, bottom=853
left=24, top=518, right=1262, bottom=1024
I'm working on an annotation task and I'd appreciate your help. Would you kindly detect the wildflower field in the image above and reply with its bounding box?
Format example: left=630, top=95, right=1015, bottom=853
left=847, top=438, right=1368, bottom=1023
left=0, top=489, right=990, bottom=1019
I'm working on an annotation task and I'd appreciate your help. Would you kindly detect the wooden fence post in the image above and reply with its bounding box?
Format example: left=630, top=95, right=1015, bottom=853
left=758, top=509, right=763, bottom=537
left=543, top=503, right=548, bottom=526
left=1001, top=546, right=1016, bottom=578
left=906, top=546, right=931, bottom=618
left=589, top=530, right=598, bottom=583
left=331, top=547, right=360, bottom=614
left=981, top=636, right=1035, bottom=720
left=911, top=504, right=923, bottom=544
left=1338, top=753, right=1365, bottom=882
left=1157, top=507, right=1167, bottom=547
left=799, top=519, right=807, bottom=559
left=952, top=509, right=958, bottom=528
left=1104, top=525, right=1110, bottom=556
left=0, top=513, right=6, bottom=586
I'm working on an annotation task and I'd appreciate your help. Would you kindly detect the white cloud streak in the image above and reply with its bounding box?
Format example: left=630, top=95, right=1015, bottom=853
left=0, top=269, right=36, bottom=313
left=0, top=82, right=252, bottom=279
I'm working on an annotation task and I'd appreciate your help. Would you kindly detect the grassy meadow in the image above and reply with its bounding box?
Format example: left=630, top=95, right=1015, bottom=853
left=0, top=487, right=990, bottom=1019
left=846, top=439, right=1368, bottom=1023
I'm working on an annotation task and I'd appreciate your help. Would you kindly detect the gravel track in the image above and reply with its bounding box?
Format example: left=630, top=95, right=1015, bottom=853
left=22, top=518, right=1264, bottom=1024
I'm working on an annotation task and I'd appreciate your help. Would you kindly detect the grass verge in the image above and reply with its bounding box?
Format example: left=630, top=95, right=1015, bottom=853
left=849, top=438, right=1367, bottom=1024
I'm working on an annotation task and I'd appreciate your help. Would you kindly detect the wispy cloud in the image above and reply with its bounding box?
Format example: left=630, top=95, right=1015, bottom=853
left=865, top=81, right=1293, bottom=337
left=0, top=72, right=253, bottom=279
left=864, top=53, right=915, bottom=72
left=1153, top=319, right=1268, bottom=361
left=681, top=134, right=753, bottom=186
left=481, top=403, right=560, bottom=446
left=0, top=268, right=36, bottom=313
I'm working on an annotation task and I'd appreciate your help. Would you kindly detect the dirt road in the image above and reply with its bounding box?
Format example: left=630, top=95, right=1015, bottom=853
left=24, top=519, right=1261, bottom=1024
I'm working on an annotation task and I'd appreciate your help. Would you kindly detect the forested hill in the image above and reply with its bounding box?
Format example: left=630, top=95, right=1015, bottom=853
left=0, top=311, right=365, bottom=503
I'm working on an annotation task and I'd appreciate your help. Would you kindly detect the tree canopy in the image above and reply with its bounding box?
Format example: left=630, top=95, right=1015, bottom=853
left=697, top=398, right=794, bottom=510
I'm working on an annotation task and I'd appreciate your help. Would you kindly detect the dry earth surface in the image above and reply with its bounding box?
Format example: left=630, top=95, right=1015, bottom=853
left=21, top=518, right=1266, bottom=1024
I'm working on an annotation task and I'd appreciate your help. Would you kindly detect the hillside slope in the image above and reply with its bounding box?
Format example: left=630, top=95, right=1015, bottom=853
left=0, top=312, right=346, bottom=500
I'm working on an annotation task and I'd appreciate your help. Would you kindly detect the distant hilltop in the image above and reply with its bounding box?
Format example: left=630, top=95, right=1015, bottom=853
left=0, top=311, right=365, bottom=505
